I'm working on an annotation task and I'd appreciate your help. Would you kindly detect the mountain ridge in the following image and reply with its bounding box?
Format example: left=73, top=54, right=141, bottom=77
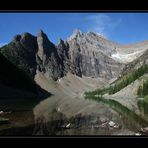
left=1, top=29, right=148, bottom=135
left=0, top=29, right=123, bottom=81
left=1, top=29, right=148, bottom=82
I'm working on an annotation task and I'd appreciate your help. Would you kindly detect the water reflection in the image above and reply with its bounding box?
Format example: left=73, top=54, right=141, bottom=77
left=1, top=95, right=148, bottom=135
left=0, top=91, right=51, bottom=136
left=32, top=95, right=146, bottom=135
left=137, top=100, right=148, bottom=115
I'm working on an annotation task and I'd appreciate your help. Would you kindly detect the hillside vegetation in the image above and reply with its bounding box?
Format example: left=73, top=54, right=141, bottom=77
left=85, top=64, right=148, bottom=98
left=109, top=64, right=148, bottom=94
left=137, top=78, right=148, bottom=98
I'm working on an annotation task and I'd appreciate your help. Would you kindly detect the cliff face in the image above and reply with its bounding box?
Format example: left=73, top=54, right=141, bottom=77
left=0, top=33, right=38, bottom=78
left=36, top=30, right=64, bottom=80
left=0, top=29, right=123, bottom=81
left=121, top=49, right=148, bottom=76
left=66, top=30, right=122, bottom=79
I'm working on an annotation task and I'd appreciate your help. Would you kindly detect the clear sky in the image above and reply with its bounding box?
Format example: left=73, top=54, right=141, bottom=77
left=0, top=13, right=148, bottom=46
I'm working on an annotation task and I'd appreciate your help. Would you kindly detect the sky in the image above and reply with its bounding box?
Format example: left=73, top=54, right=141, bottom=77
left=1, top=13, right=148, bottom=46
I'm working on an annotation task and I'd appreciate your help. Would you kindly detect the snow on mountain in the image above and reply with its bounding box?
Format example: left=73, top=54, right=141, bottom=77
left=67, top=29, right=148, bottom=64
left=112, top=52, right=139, bottom=63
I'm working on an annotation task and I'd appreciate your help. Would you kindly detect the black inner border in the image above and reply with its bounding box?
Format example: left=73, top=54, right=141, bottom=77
left=0, top=0, right=148, bottom=145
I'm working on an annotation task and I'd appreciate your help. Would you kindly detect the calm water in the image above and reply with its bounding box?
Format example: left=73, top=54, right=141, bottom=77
left=0, top=97, right=148, bottom=135
left=86, top=97, right=148, bottom=131
left=0, top=98, right=41, bottom=135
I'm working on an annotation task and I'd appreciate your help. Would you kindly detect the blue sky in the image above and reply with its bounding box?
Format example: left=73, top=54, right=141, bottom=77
left=0, top=13, right=148, bottom=46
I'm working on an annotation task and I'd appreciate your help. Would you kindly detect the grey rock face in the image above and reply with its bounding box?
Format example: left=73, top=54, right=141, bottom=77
left=121, top=49, right=148, bottom=75
left=66, top=30, right=122, bottom=79
left=0, top=29, right=123, bottom=81
left=1, top=33, right=38, bottom=78
left=57, top=39, right=71, bottom=75
left=36, top=30, right=64, bottom=80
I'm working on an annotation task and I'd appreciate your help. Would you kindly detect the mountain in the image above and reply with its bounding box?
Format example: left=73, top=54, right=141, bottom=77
left=36, top=30, right=65, bottom=80
left=0, top=29, right=124, bottom=82
left=121, top=48, right=148, bottom=76
left=111, top=40, right=148, bottom=63
left=66, top=29, right=123, bottom=79
left=1, top=29, right=148, bottom=99
left=0, top=33, right=38, bottom=78
left=0, top=52, right=49, bottom=99
left=1, top=29, right=148, bottom=135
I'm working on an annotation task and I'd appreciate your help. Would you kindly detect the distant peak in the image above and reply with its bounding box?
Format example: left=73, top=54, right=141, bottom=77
left=86, top=31, right=106, bottom=39
left=21, top=32, right=32, bottom=37
left=58, top=38, right=63, bottom=41
left=58, top=38, right=64, bottom=44
left=73, top=29, right=82, bottom=35
left=37, top=29, right=48, bottom=39
left=37, top=29, right=45, bottom=35
left=67, top=29, right=83, bottom=41
left=13, top=32, right=35, bottom=42
left=13, top=34, right=21, bottom=42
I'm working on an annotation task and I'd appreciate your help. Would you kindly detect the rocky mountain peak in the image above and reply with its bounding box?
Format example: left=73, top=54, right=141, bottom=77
left=1, top=29, right=124, bottom=81
left=57, top=38, right=69, bottom=59
left=86, top=31, right=106, bottom=39
left=58, top=38, right=65, bottom=44
left=36, top=29, right=64, bottom=80
left=66, top=29, right=124, bottom=79
left=37, top=29, right=53, bottom=45
left=74, top=29, right=83, bottom=35
left=36, top=29, right=55, bottom=60
left=37, top=29, right=44, bottom=35
left=20, top=32, right=37, bottom=46
left=13, top=32, right=36, bottom=43
left=67, top=29, right=108, bottom=42
left=67, top=29, right=84, bottom=41
left=21, top=32, right=33, bottom=37
left=13, top=34, right=21, bottom=42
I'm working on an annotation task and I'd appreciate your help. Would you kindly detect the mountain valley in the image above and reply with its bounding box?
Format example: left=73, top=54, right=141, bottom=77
left=1, top=29, right=148, bottom=135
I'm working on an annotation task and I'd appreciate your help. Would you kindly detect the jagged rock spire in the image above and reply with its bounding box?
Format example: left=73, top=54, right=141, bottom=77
left=38, top=29, right=44, bottom=35
left=67, top=29, right=83, bottom=41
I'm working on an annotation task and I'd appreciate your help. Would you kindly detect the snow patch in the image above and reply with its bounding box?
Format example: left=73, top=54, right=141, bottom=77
left=111, top=50, right=146, bottom=63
